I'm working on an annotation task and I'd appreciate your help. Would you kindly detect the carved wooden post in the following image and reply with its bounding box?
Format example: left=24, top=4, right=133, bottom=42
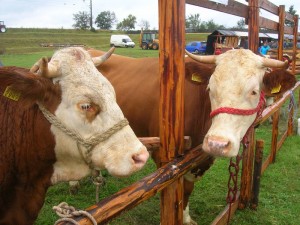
left=239, top=0, right=258, bottom=210
left=288, top=14, right=299, bottom=135
left=239, top=127, right=255, bottom=209
left=270, top=5, right=285, bottom=164
left=250, top=139, right=264, bottom=210
left=291, top=15, right=299, bottom=75
left=248, top=0, right=259, bottom=53
left=158, top=0, right=185, bottom=224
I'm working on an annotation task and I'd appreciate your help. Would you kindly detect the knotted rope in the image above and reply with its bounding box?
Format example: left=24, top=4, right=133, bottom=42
left=53, top=202, right=97, bottom=225
left=210, top=92, right=265, bottom=147
left=37, top=103, right=129, bottom=168
left=210, top=92, right=265, bottom=117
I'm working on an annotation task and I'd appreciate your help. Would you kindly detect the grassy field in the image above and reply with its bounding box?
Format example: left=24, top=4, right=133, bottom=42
left=0, top=29, right=299, bottom=225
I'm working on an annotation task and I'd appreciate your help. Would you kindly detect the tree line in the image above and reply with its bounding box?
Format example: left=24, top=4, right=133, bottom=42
left=73, top=5, right=297, bottom=32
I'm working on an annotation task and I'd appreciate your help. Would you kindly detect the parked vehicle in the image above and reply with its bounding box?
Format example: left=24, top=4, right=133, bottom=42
left=139, top=29, right=159, bottom=50
left=0, top=21, right=6, bottom=33
left=110, top=35, right=135, bottom=48
left=185, top=41, right=207, bottom=54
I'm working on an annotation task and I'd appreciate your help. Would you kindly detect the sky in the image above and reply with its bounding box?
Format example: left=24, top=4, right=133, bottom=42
left=1, top=0, right=300, bottom=30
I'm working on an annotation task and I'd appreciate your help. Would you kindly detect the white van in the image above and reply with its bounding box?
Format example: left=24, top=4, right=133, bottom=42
left=110, top=35, right=135, bottom=48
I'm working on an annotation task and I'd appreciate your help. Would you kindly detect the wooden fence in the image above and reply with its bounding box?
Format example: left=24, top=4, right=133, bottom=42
left=57, top=81, right=300, bottom=224
left=59, top=1, right=299, bottom=224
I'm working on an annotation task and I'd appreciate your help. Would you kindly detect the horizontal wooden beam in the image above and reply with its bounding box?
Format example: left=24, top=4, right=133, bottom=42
left=139, top=136, right=192, bottom=151
left=284, top=26, right=294, bottom=35
left=186, top=0, right=248, bottom=19
left=57, top=145, right=213, bottom=225
left=259, top=0, right=278, bottom=15
left=259, top=17, right=278, bottom=30
left=285, top=12, right=294, bottom=22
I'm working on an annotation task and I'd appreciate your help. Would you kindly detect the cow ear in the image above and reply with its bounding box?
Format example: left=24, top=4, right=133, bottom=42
left=185, top=61, right=213, bottom=86
left=262, top=69, right=296, bottom=96
left=0, top=67, right=60, bottom=108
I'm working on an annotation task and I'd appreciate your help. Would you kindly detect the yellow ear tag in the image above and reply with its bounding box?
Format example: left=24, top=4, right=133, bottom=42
left=271, top=84, right=281, bottom=94
left=191, top=73, right=202, bottom=83
left=3, top=86, right=21, bottom=101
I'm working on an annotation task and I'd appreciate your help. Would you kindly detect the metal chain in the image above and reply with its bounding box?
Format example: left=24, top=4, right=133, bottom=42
left=226, top=154, right=242, bottom=224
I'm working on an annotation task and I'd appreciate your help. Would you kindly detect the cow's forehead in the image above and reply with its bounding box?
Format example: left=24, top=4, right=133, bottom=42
left=52, top=47, right=90, bottom=61
left=50, top=47, right=116, bottom=106
left=213, top=49, right=265, bottom=81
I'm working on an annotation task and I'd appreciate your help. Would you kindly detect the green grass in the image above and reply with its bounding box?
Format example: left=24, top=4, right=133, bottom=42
left=1, top=28, right=299, bottom=225
left=0, top=28, right=208, bottom=67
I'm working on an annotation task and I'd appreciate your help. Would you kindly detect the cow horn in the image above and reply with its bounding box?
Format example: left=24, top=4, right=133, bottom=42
left=30, top=57, right=60, bottom=78
left=92, top=47, right=115, bottom=66
left=262, top=57, right=289, bottom=69
left=185, top=50, right=217, bottom=64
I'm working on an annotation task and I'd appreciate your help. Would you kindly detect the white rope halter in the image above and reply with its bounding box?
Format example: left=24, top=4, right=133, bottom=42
left=37, top=103, right=129, bottom=169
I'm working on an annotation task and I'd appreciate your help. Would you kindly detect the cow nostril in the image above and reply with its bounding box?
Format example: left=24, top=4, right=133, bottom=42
left=207, top=136, right=229, bottom=149
left=203, top=135, right=232, bottom=157
left=132, top=150, right=149, bottom=166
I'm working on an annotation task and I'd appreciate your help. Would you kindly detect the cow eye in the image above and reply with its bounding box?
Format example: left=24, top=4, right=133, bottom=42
left=80, top=103, right=92, bottom=111
left=251, top=90, right=257, bottom=95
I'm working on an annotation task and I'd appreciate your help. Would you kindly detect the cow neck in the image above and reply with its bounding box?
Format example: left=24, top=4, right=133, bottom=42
left=210, top=92, right=265, bottom=146
left=36, top=102, right=129, bottom=170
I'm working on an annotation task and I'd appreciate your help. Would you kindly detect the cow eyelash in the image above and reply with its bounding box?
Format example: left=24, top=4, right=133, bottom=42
left=80, top=103, right=92, bottom=111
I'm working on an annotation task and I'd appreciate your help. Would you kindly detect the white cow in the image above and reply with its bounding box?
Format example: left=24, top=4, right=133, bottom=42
left=186, top=49, right=296, bottom=157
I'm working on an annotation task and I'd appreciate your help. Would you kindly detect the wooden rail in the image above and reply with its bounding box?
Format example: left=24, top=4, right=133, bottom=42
left=58, top=146, right=213, bottom=225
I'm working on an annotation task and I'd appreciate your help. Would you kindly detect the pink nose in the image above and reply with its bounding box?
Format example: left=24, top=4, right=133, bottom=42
left=132, top=149, right=149, bottom=168
left=203, top=135, right=231, bottom=157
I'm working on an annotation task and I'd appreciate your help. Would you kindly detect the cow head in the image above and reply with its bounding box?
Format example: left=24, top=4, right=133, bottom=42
left=186, top=49, right=296, bottom=157
left=30, top=47, right=149, bottom=182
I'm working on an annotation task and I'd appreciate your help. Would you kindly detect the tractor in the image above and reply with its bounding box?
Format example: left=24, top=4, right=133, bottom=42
left=0, top=21, right=6, bottom=33
left=139, top=29, right=159, bottom=50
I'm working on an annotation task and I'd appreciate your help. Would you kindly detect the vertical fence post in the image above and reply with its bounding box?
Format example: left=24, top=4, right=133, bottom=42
left=291, top=15, right=299, bottom=75
left=239, top=127, right=255, bottom=209
left=250, top=139, right=264, bottom=210
left=270, top=5, right=285, bottom=164
left=158, top=0, right=185, bottom=224
left=239, top=0, right=259, bottom=210
left=248, top=0, right=259, bottom=53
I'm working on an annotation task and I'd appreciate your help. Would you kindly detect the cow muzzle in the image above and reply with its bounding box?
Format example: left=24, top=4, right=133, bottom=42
left=202, top=135, right=237, bottom=158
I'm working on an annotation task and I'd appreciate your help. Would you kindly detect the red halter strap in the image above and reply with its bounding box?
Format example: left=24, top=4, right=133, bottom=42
left=210, top=92, right=265, bottom=118
left=210, top=92, right=265, bottom=146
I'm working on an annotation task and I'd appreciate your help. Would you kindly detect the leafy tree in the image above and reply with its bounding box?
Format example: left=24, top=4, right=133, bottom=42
left=236, top=19, right=246, bottom=29
left=116, top=14, right=137, bottom=31
left=73, top=11, right=90, bottom=30
left=95, top=11, right=117, bottom=30
left=186, top=13, right=201, bottom=32
left=206, top=19, right=223, bottom=31
left=139, top=20, right=151, bottom=30
left=285, top=5, right=297, bottom=27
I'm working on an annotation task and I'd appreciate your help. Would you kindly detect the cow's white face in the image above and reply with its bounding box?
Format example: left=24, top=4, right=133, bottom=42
left=202, top=50, right=266, bottom=157
left=33, top=47, right=149, bottom=183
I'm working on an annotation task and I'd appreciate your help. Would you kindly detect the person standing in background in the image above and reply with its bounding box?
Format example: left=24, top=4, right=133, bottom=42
left=260, top=41, right=270, bottom=56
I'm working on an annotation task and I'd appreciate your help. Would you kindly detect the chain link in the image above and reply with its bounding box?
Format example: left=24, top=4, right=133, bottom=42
left=226, top=154, right=242, bottom=224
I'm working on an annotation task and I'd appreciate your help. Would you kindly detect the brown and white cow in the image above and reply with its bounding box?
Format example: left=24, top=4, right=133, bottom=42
left=88, top=49, right=215, bottom=225
left=88, top=48, right=295, bottom=225
left=186, top=49, right=296, bottom=158
left=0, top=47, right=149, bottom=225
